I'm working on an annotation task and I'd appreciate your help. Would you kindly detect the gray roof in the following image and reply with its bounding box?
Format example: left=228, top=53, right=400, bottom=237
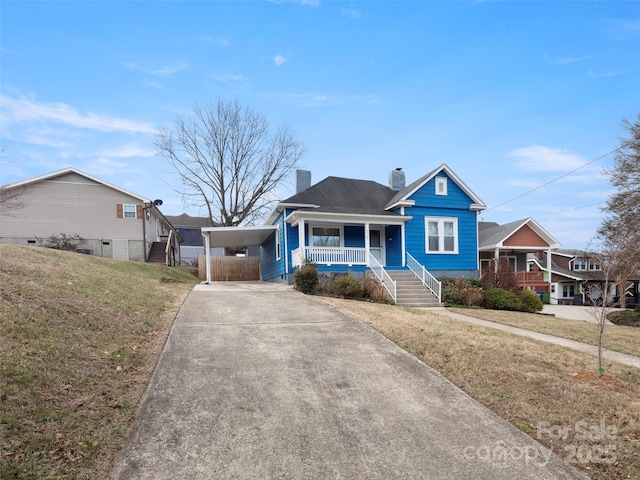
left=282, top=176, right=400, bottom=216
left=165, top=213, right=218, bottom=228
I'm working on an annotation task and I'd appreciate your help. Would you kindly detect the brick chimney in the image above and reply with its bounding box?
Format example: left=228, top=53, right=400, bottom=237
left=389, top=168, right=405, bottom=191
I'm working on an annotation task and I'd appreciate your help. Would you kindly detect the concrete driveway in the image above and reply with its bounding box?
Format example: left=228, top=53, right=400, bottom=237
left=112, top=283, right=587, bottom=480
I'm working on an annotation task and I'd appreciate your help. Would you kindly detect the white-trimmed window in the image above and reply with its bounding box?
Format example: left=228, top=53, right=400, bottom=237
left=562, top=284, right=575, bottom=298
left=123, top=204, right=137, bottom=219
left=276, top=225, right=282, bottom=260
left=425, top=217, right=458, bottom=254
left=311, top=226, right=341, bottom=247
left=435, top=177, right=448, bottom=196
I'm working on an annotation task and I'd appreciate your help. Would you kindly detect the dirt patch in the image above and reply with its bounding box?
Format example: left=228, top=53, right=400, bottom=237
left=571, top=370, right=634, bottom=394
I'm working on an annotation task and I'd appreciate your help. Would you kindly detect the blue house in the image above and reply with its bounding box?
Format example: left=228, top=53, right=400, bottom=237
left=202, top=164, right=486, bottom=304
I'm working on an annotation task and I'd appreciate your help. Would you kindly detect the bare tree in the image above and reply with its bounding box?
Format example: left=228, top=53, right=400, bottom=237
left=597, top=114, right=640, bottom=307
left=585, top=252, right=615, bottom=376
left=156, top=99, right=305, bottom=229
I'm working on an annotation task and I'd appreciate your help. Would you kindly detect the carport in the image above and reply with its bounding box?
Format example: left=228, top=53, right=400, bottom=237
left=201, top=226, right=277, bottom=283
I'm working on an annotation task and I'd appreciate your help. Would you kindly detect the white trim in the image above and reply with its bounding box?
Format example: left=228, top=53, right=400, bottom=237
left=435, top=176, right=447, bottom=196
left=425, top=217, right=459, bottom=254
left=275, top=224, right=282, bottom=261
left=123, top=203, right=137, bottom=219
left=286, top=210, right=411, bottom=225
left=3, top=167, right=152, bottom=204
left=387, top=163, right=486, bottom=211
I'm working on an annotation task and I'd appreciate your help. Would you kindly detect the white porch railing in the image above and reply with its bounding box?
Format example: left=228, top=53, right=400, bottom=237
left=368, top=252, right=397, bottom=303
left=406, top=252, right=441, bottom=303
left=291, top=247, right=367, bottom=267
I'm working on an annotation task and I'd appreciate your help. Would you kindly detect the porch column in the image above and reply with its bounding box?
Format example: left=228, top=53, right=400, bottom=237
left=401, top=222, right=406, bottom=266
left=365, top=222, right=370, bottom=266
left=494, top=247, right=500, bottom=272
left=203, top=232, right=211, bottom=284
left=298, top=219, right=306, bottom=261
left=547, top=248, right=552, bottom=295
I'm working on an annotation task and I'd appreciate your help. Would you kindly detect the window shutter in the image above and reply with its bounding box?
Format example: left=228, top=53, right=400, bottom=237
left=117, top=204, right=123, bottom=218
left=136, top=205, right=143, bottom=219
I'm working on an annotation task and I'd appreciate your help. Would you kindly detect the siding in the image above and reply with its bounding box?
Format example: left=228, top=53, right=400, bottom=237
left=260, top=211, right=286, bottom=281
left=504, top=224, right=549, bottom=247
left=404, top=172, right=478, bottom=272
left=0, top=175, right=144, bottom=240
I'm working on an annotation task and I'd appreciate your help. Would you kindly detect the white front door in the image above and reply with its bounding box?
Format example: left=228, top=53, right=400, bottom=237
left=370, top=228, right=384, bottom=264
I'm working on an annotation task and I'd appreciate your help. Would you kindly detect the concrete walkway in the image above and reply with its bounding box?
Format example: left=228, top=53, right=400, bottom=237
left=112, top=283, right=588, bottom=480
left=438, top=308, right=640, bottom=369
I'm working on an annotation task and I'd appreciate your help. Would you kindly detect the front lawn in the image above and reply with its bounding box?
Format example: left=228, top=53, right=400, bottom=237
left=317, top=297, right=640, bottom=480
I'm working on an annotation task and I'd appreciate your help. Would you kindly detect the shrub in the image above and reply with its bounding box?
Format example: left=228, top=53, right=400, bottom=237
left=519, top=289, right=544, bottom=313
left=440, top=276, right=483, bottom=306
left=294, top=262, right=318, bottom=294
left=362, top=274, right=393, bottom=303
left=331, top=272, right=363, bottom=299
left=37, top=233, right=84, bottom=251
left=607, top=310, right=640, bottom=327
left=484, top=287, right=522, bottom=311
left=460, top=287, right=484, bottom=307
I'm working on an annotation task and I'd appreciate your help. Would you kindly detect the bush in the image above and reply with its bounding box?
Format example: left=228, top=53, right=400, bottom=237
left=607, top=310, right=640, bottom=327
left=484, top=287, right=522, bottom=311
left=362, top=274, right=393, bottom=303
left=440, top=276, right=483, bottom=306
left=294, top=262, right=318, bottom=294
left=460, top=287, right=484, bottom=307
left=519, top=289, right=544, bottom=313
left=37, top=233, right=84, bottom=251
left=331, top=272, right=363, bottom=299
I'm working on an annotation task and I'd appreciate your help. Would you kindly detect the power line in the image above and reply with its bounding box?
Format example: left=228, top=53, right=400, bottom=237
left=484, top=146, right=622, bottom=212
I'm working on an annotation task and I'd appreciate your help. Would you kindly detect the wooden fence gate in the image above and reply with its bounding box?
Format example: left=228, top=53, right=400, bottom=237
left=198, top=255, right=261, bottom=281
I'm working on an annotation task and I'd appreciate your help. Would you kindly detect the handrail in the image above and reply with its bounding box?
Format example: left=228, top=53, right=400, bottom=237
left=368, top=252, right=396, bottom=302
left=165, top=230, right=173, bottom=266
left=406, top=252, right=441, bottom=303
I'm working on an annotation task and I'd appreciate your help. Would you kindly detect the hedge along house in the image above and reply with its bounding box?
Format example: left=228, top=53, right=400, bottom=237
left=201, top=164, right=486, bottom=304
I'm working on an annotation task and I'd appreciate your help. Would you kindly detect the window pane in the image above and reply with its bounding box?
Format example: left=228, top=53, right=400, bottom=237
left=312, top=227, right=340, bottom=247
left=444, top=236, right=454, bottom=251
left=428, top=236, right=439, bottom=251
left=443, top=222, right=454, bottom=236
left=428, top=222, right=439, bottom=236
left=123, top=204, right=136, bottom=219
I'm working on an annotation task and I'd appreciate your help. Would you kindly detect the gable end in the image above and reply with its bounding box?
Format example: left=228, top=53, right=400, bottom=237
left=504, top=224, right=549, bottom=248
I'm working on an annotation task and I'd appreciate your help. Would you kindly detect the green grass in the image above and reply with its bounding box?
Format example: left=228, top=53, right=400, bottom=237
left=0, top=245, right=198, bottom=479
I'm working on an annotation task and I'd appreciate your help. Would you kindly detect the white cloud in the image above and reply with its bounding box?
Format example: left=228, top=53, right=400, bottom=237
left=507, top=145, right=585, bottom=172
left=95, top=145, right=155, bottom=158
left=123, top=61, right=189, bottom=76
left=341, top=6, right=363, bottom=19
left=211, top=73, right=247, bottom=84
left=1, top=95, right=155, bottom=134
left=273, top=54, right=287, bottom=66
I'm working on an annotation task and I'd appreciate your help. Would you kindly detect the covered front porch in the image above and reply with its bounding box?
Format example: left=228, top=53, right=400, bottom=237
left=286, top=211, right=410, bottom=270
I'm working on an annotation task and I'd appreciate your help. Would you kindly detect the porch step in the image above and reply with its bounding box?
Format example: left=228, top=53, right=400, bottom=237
left=148, top=242, right=167, bottom=264
left=387, top=270, right=442, bottom=308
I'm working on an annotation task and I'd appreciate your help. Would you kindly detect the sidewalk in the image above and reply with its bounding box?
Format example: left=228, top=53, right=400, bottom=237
left=437, top=308, right=640, bottom=369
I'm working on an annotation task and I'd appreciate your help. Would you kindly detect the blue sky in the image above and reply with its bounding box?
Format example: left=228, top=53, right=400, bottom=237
left=1, top=1, right=639, bottom=250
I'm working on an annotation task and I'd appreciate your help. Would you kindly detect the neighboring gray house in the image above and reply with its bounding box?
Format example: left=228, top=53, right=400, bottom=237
left=164, top=213, right=223, bottom=265
left=0, top=167, right=181, bottom=264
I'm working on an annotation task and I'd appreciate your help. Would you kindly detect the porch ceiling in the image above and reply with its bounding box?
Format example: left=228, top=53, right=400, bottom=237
left=201, top=226, right=277, bottom=247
